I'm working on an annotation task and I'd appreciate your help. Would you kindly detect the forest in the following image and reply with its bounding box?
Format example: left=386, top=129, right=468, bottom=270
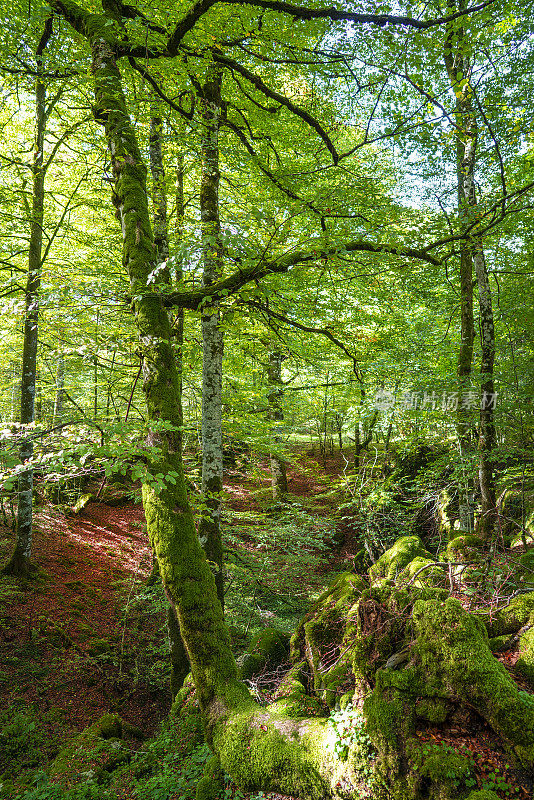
left=0, top=0, right=533, bottom=799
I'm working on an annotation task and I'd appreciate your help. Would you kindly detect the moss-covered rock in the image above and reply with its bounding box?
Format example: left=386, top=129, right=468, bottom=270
left=364, top=667, right=418, bottom=784
left=240, top=627, right=289, bottom=680
left=516, top=619, right=534, bottom=687
left=478, top=592, right=534, bottom=637
left=49, top=714, right=129, bottom=787
left=398, top=557, right=446, bottom=589
left=445, top=535, right=484, bottom=562
left=369, top=536, right=431, bottom=583
left=353, top=548, right=372, bottom=573
left=414, top=697, right=451, bottom=724
left=413, top=597, right=534, bottom=769
left=518, top=550, right=534, bottom=586
left=291, top=572, right=365, bottom=694
left=350, top=587, right=412, bottom=690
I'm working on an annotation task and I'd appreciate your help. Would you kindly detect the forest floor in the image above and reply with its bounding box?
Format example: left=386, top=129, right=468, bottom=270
left=0, top=450, right=350, bottom=782
left=0, top=449, right=531, bottom=799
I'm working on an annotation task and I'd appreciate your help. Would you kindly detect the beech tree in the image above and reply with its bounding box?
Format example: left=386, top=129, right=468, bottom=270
left=3, top=0, right=534, bottom=795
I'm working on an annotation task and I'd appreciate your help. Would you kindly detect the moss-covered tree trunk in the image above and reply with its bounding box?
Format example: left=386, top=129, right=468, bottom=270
left=474, top=251, right=497, bottom=538
left=198, top=62, right=225, bottom=609
left=149, top=98, right=190, bottom=695
left=444, top=0, right=476, bottom=535
left=149, top=106, right=169, bottom=266
left=46, top=9, right=352, bottom=795
left=3, top=19, right=52, bottom=578
left=444, top=1, right=496, bottom=540
left=81, top=21, right=238, bottom=714
left=267, top=350, right=288, bottom=501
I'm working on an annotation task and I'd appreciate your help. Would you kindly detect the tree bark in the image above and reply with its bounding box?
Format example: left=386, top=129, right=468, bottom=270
left=149, top=99, right=189, bottom=694
left=53, top=352, right=65, bottom=425
left=474, top=249, right=497, bottom=538
left=198, top=62, right=225, bottom=610
left=267, top=350, right=288, bottom=500
left=3, top=19, right=52, bottom=578
left=149, top=107, right=169, bottom=266
left=444, top=5, right=476, bottom=534
left=62, top=25, right=341, bottom=794
left=444, top=0, right=496, bottom=538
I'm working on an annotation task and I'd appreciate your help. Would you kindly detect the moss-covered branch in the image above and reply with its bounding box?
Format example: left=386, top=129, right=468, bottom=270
left=158, top=241, right=440, bottom=310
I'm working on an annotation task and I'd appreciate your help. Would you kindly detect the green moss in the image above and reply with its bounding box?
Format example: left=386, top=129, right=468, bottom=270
left=369, top=536, right=431, bottom=583
left=487, top=634, right=510, bottom=651
left=398, top=557, right=446, bottom=589
left=363, top=667, right=420, bottom=791
left=415, top=697, right=451, bottom=724
left=516, top=622, right=534, bottom=686
left=349, top=586, right=424, bottom=690
left=240, top=627, right=289, bottom=680
left=49, top=714, right=128, bottom=786
left=419, top=750, right=472, bottom=783
left=413, top=598, right=534, bottom=768
left=445, top=535, right=484, bottom=561
left=353, top=548, right=371, bottom=572
left=465, top=792, right=501, bottom=800
left=291, top=572, right=364, bottom=693
left=196, top=755, right=224, bottom=800
left=478, top=592, right=534, bottom=637
left=214, top=711, right=329, bottom=798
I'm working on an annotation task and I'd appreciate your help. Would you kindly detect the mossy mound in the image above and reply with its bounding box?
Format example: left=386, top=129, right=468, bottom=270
left=413, top=597, right=534, bottom=769
left=256, top=533, right=534, bottom=799
left=369, top=536, right=431, bottom=582
left=49, top=714, right=130, bottom=788
left=516, top=618, right=534, bottom=686
left=291, top=572, right=365, bottom=699
left=398, top=556, right=446, bottom=589
left=478, top=591, right=534, bottom=637
left=240, top=627, right=289, bottom=680
left=445, top=534, right=484, bottom=562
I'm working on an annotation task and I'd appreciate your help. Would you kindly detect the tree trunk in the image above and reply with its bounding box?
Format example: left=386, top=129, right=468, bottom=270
left=3, top=19, right=52, bottom=578
left=53, top=10, right=353, bottom=795
left=474, top=249, right=497, bottom=537
left=444, top=23, right=476, bottom=533
left=53, top=351, right=65, bottom=425
left=444, top=1, right=496, bottom=539
left=267, top=350, right=288, bottom=501
left=149, top=100, right=189, bottom=694
left=198, top=63, right=225, bottom=610
left=149, top=107, right=169, bottom=266
left=354, top=384, right=377, bottom=472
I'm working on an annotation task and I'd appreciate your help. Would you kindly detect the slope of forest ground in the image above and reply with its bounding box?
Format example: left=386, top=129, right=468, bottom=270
left=0, top=445, right=533, bottom=800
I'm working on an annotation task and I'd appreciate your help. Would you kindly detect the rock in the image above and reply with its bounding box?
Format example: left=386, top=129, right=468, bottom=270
left=369, top=535, right=431, bottom=582
left=240, top=627, right=289, bottom=680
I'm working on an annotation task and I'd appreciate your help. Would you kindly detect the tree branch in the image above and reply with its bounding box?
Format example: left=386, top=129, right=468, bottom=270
left=166, top=0, right=496, bottom=52
left=211, top=51, right=339, bottom=163
left=157, top=240, right=439, bottom=310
